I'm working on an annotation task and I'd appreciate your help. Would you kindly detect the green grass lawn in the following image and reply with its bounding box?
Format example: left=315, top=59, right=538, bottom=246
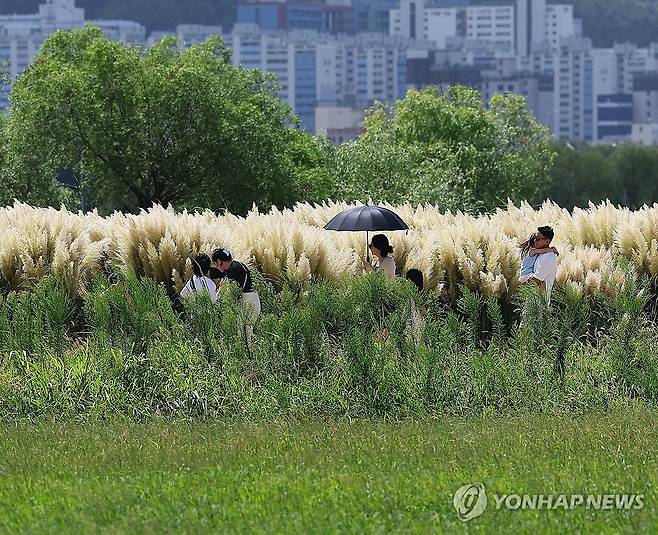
left=1, top=409, right=657, bottom=534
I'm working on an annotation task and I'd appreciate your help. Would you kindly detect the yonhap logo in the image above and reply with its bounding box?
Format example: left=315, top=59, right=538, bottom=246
left=453, top=483, right=488, bottom=521
left=452, top=483, right=645, bottom=521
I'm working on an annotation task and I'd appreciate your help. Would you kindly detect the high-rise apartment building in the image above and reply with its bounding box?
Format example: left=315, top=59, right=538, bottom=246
left=1, top=0, right=656, bottom=145
left=236, top=0, right=398, bottom=35
left=391, top=0, right=576, bottom=56
left=544, top=3, right=576, bottom=49
left=633, top=72, right=658, bottom=126
left=0, top=0, right=145, bottom=108
left=178, top=23, right=409, bottom=133
left=515, top=0, right=545, bottom=56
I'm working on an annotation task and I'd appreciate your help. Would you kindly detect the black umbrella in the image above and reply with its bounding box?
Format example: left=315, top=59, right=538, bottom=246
left=324, top=203, right=409, bottom=261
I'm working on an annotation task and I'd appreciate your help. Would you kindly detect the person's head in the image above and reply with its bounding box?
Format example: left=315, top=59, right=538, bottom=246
left=406, top=269, right=423, bottom=292
left=369, top=234, right=393, bottom=259
left=535, top=226, right=554, bottom=248
left=211, top=248, right=233, bottom=272
left=192, top=253, right=211, bottom=277
left=520, top=226, right=554, bottom=255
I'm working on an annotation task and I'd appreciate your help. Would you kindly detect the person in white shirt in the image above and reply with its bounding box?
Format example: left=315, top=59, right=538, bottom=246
left=180, top=253, right=218, bottom=303
left=519, top=231, right=559, bottom=284
left=363, top=234, right=396, bottom=280
left=522, top=226, right=558, bottom=305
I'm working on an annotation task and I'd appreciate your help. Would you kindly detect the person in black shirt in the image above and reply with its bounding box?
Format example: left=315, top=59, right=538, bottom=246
left=210, top=248, right=261, bottom=337
left=209, top=248, right=253, bottom=293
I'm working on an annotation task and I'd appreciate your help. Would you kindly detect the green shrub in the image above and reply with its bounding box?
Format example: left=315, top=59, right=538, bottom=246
left=83, top=273, right=178, bottom=353
left=0, top=271, right=657, bottom=421
left=0, top=277, right=75, bottom=358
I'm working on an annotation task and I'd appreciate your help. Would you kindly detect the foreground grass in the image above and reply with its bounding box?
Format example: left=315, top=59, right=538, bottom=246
left=0, top=410, right=657, bottom=534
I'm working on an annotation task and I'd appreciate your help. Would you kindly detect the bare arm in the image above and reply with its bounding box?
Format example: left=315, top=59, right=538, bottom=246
left=528, top=247, right=560, bottom=256
left=529, top=246, right=559, bottom=256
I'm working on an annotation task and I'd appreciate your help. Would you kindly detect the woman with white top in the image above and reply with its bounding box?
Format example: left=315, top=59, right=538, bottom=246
left=363, top=234, right=396, bottom=280
left=180, top=253, right=218, bottom=303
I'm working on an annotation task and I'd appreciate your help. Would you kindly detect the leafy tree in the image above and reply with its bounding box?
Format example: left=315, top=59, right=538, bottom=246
left=0, top=111, right=6, bottom=177
left=3, top=26, right=332, bottom=214
left=334, top=86, right=556, bottom=212
left=546, top=144, right=620, bottom=208
left=611, top=144, right=658, bottom=208
left=547, top=143, right=658, bottom=210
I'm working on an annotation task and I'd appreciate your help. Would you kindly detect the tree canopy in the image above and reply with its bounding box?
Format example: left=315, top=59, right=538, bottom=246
left=333, top=86, right=556, bottom=212
left=3, top=25, right=333, bottom=214
left=548, top=143, right=658, bottom=209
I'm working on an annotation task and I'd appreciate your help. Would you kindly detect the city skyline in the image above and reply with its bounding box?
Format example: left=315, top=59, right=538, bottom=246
left=0, top=0, right=657, bottom=146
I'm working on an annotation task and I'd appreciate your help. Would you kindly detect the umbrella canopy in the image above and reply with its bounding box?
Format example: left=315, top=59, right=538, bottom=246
left=324, top=204, right=409, bottom=264
left=323, top=204, right=409, bottom=232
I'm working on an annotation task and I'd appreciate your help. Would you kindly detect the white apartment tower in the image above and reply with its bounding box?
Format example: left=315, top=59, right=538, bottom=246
left=392, top=0, right=574, bottom=56
left=0, top=0, right=145, bottom=108
left=38, top=0, right=84, bottom=30
left=466, top=4, right=515, bottom=51
left=191, top=24, right=409, bottom=133
left=395, top=0, right=425, bottom=40
left=545, top=4, right=576, bottom=49
left=516, top=0, right=546, bottom=56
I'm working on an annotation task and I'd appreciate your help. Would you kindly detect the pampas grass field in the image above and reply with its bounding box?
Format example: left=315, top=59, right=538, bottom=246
left=2, top=200, right=658, bottom=535
left=1, top=200, right=657, bottom=300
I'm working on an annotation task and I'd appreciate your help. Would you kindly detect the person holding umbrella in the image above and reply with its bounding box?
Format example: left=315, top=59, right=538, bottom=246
left=323, top=203, right=408, bottom=281
left=362, top=234, right=396, bottom=280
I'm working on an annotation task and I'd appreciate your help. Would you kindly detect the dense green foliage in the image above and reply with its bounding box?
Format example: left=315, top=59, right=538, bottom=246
left=2, top=26, right=333, bottom=214
left=548, top=143, right=658, bottom=209
left=0, top=32, right=556, bottom=215
left=1, top=267, right=657, bottom=420
left=3, top=25, right=658, bottom=214
left=1, top=413, right=656, bottom=532
left=334, top=86, right=556, bottom=212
